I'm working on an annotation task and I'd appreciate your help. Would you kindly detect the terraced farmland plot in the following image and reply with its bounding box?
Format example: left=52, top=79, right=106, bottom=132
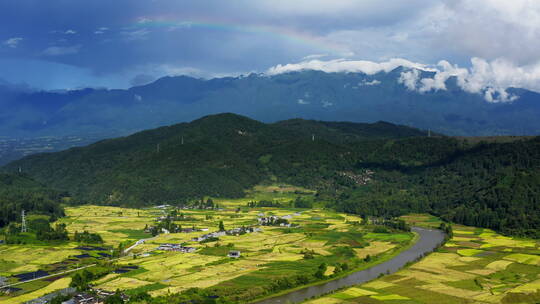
left=0, top=191, right=415, bottom=304
left=306, top=224, right=540, bottom=304
left=93, top=208, right=414, bottom=301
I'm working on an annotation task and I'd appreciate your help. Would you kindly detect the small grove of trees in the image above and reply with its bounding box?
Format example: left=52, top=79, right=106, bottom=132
left=264, top=275, right=311, bottom=294
left=147, top=219, right=181, bottom=236
left=37, top=223, right=69, bottom=241
left=439, top=222, right=453, bottom=239
left=104, top=290, right=124, bottom=304
left=260, top=218, right=290, bottom=227
left=187, top=198, right=220, bottom=210
left=314, top=263, right=327, bottom=279
left=218, top=221, right=225, bottom=231
left=152, top=288, right=227, bottom=304
left=383, top=219, right=411, bottom=231
left=70, top=269, right=96, bottom=291
left=332, top=262, right=349, bottom=275
left=3, top=218, right=69, bottom=244
left=246, top=197, right=313, bottom=209
left=200, top=236, right=219, bottom=244
left=168, top=209, right=196, bottom=221
left=246, top=200, right=282, bottom=208
left=301, top=248, right=316, bottom=259
left=74, top=230, right=104, bottom=244
left=292, top=197, right=313, bottom=208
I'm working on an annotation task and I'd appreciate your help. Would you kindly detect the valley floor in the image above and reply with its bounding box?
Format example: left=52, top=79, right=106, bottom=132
left=1, top=186, right=416, bottom=303
left=1, top=193, right=539, bottom=303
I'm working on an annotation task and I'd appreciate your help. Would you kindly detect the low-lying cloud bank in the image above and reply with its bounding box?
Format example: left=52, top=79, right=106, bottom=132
left=267, top=58, right=540, bottom=102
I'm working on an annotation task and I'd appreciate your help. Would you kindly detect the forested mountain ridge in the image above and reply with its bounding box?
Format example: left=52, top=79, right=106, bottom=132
left=2, top=69, right=540, bottom=140
left=0, top=173, right=65, bottom=228
left=335, top=137, right=540, bottom=237
left=3, top=114, right=428, bottom=206
left=3, top=113, right=539, bottom=236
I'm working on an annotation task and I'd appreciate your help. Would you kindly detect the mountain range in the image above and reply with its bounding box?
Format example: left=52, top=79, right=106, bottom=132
left=2, top=67, right=540, bottom=141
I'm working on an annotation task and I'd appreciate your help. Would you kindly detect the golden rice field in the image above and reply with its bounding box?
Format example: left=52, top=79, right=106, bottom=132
left=93, top=207, right=410, bottom=299
left=2, top=277, right=72, bottom=304
left=1, top=186, right=415, bottom=303
left=305, top=222, right=540, bottom=304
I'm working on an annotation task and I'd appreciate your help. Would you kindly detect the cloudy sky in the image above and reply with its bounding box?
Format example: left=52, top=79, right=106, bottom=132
left=1, top=0, right=540, bottom=93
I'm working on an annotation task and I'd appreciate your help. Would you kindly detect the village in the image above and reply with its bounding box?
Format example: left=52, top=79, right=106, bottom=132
left=127, top=208, right=303, bottom=259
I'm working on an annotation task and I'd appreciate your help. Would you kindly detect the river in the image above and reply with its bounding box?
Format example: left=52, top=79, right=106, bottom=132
left=256, top=227, right=445, bottom=304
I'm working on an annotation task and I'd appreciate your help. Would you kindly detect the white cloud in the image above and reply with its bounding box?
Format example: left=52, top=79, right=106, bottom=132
left=432, top=0, right=540, bottom=65
left=64, top=29, right=77, bottom=34
left=400, top=58, right=540, bottom=102
left=123, top=29, right=150, bottom=41
left=267, top=58, right=434, bottom=75
left=269, top=57, right=540, bottom=102
left=43, top=45, right=81, bottom=56
left=3, top=37, right=23, bottom=48
left=322, top=100, right=333, bottom=107
left=398, top=69, right=420, bottom=91
left=360, top=79, right=381, bottom=86
left=297, top=98, right=310, bottom=105
left=94, top=27, right=109, bottom=34
left=302, top=54, right=328, bottom=60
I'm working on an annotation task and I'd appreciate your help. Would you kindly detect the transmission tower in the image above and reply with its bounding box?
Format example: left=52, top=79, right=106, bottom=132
left=21, top=210, right=27, bottom=233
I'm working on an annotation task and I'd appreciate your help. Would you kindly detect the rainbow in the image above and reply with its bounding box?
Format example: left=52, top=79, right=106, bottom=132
left=132, top=17, right=347, bottom=54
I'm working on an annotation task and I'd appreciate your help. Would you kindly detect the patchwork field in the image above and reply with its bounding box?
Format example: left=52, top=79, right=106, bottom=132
left=305, top=221, right=540, bottom=304
left=92, top=208, right=414, bottom=302
left=0, top=185, right=415, bottom=303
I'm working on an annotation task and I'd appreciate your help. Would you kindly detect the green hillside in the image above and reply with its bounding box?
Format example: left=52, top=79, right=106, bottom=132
left=3, top=114, right=425, bottom=206
left=335, top=137, right=540, bottom=237
left=0, top=173, right=65, bottom=228
left=3, top=113, right=539, bottom=236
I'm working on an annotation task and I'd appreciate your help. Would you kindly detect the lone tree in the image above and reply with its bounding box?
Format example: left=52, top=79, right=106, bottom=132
left=218, top=221, right=225, bottom=232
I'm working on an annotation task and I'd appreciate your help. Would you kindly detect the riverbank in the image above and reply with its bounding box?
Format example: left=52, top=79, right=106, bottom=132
left=302, top=224, right=540, bottom=304
left=254, top=227, right=445, bottom=304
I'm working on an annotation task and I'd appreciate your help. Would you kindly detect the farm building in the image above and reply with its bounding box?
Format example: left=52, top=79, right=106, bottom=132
left=228, top=250, right=241, bottom=258
left=156, top=243, right=196, bottom=253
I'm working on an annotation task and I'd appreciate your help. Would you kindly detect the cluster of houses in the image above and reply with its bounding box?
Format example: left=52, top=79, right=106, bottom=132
left=338, top=170, right=374, bottom=185
left=156, top=243, right=197, bottom=253
left=191, top=226, right=261, bottom=242
left=154, top=204, right=224, bottom=211
left=144, top=225, right=208, bottom=235
left=58, top=289, right=127, bottom=304
left=21, top=287, right=124, bottom=304
left=258, top=215, right=295, bottom=227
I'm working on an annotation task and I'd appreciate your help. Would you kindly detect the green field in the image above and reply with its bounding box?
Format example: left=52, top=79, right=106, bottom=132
left=0, top=185, right=415, bottom=303
left=305, top=218, right=540, bottom=304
